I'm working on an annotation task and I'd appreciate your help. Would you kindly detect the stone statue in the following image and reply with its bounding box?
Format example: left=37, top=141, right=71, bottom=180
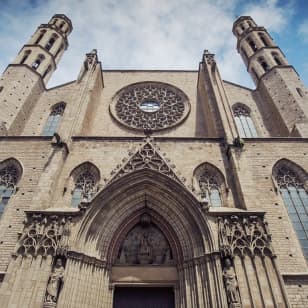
left=45, top=259, right=65, bottom=304
left=223, top=258, right=240, bottom=306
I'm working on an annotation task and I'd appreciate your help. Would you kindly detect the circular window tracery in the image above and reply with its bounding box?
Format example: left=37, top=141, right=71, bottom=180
left=110, top=82, right=190, bottom=131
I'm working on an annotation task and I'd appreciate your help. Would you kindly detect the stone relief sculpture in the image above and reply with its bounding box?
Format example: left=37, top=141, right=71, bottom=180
left=44, top=258, right=65, bottom=307
left=223, top=258, right=240, bottom=307
left=118, top=214, right=173, bottom=265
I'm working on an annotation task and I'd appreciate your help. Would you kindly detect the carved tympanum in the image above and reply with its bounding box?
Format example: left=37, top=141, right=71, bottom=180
left=218, top=215, right=272, bottom=257
left=117, top=214, right=173, bottom=265
left=110, top=82, right=190, bottom=131
left=16, top=213, right=72, bottom=257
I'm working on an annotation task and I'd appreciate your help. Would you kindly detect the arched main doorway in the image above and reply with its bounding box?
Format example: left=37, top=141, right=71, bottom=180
left=58, top=169, right=227, bottom=308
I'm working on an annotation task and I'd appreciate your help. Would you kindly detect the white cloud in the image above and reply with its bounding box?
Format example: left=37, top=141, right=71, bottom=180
left=298, top=19, right=308, bottom=42
left=0, top=0, right=294, bottom=89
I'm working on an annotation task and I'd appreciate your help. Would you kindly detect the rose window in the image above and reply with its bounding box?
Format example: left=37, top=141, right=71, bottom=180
left=110, top=82, right=190, bottom=131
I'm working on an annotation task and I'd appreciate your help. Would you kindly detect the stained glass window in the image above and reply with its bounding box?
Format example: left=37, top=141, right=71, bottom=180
left=71, top=171, right=97, bottom=207
left=0, top=165, right=19, bottom=217
left=276, top=166, right=308, bottom=260
left=42, top=103, right=65, bottom=136
left=199, top=169, right=222, bottom=207
left=233, top=105, right=258, bottom=138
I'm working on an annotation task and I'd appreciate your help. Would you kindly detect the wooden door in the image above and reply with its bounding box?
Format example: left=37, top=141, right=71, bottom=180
left=113, top=287, right=175, bottom=308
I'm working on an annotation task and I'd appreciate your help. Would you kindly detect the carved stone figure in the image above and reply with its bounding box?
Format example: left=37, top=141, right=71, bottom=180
left=44, top=259, right=65, bottom=304
left=117, top=216, right=173, bottom=265
left=223, top=258, right=240, bottom=306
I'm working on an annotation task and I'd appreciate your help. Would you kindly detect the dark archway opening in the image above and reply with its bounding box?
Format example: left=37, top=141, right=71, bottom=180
left=113, top=287, right=175, bottom=308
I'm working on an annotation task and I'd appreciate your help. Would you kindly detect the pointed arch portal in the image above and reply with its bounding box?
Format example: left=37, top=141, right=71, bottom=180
left=58, top=169, right=226, bottom=308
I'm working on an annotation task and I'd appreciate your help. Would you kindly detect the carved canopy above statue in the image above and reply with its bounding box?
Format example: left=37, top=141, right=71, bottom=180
left=117, top=214, right=173, bottom=265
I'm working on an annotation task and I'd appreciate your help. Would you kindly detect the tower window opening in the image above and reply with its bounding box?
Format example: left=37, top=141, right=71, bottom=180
left=258, top=57, right=270, bottom=72
left=45, top=35, right=58, bottom=51
left=247, top=37, right=258, bottom=52
left=259, top=33, right=269, bottom=47
left=0, top=163, right=20, bottom=218
left=272, top=52, right=283, bottom=66
left=0, top=86, right=3, bottom=93
left=247, top=21, right=253, bottom=28
left=296, top=88, right=304, bottom=98
left=233, top=104, right=258, bottom=138
left=35, top=30, right=46, bottom=44
left=20, top=50, right=31, bottom=65
left=59, top=22, right=65, bottom=30
left=31, top=54, right=45, bottom=70
left=42, top=65, right=52, bottom=79
left=52, top=19, right=58, bottom=25
left=42, top=102, right=65, bottom=136
left=240, top=23, right=245, bottom=31
left=275, top=165, right=308, bottom=260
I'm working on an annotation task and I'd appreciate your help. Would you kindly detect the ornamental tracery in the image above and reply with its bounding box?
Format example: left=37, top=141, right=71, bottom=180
left=74, top=171, right=97, bottom=200
left=218, top=215, right=273, bottom=258
left=232, top=105, right=250, bottom=117
left=276, top=166, right=304, bottom=189
left=110, top=82, right=190, bottom=131
left=0, top=165, right=19, bottom=189
left=108, top=142, right=184, bottom=185
left=16, top=213, right=72, bottom=257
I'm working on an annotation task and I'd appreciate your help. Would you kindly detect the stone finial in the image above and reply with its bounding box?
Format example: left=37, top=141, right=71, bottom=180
left=203, top=49, right=216, bottom=65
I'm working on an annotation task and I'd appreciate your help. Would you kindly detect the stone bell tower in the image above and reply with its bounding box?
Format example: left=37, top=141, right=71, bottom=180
left=233, top=16, right=308, bottom=137
left=0, top=14, right=72, bottom=136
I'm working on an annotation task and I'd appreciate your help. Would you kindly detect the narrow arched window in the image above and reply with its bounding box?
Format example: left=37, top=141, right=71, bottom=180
left=198, top=169, right=222, bottom=207
left=71, top=171, right=97, bottom=207
left=0, top=163, right=20, bottom=217
left=32, top=54, right=45, bottom=70
left=45, top=34, right=58, bottom=51
left=272, top=52, right=282, bottom=66
left=258, top=57, right=270, bottom=72
left=247, top=21, right=253, bottom=28
left=52, top=19, right=58, bottom=25
left=59, top=22, right=65, bottom=30
left=247, top=37, right=258, bottom=52
left=258, top=33, right=269, bottom=47
left=35, top=30, right=46, bottom=44
left=20, top=50, right=31, bottom=64
left=275, top=166, right=308, bottom=259
left=233, top=104, right=258, bottom=138
left=42, top=65, right=52, bottom=79
left=42, top=102, right=65, bottom=136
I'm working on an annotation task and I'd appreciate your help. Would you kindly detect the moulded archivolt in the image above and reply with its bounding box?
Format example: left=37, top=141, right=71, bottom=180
left=109, top=81, right=190, bottom=131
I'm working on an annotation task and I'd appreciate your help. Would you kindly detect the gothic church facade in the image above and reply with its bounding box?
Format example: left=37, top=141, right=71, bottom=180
left=0, top=13, right=307, bottom=308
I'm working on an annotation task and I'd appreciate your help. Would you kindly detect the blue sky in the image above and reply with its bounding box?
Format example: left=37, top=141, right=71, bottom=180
left=0, top=0, right=307, bottom=89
